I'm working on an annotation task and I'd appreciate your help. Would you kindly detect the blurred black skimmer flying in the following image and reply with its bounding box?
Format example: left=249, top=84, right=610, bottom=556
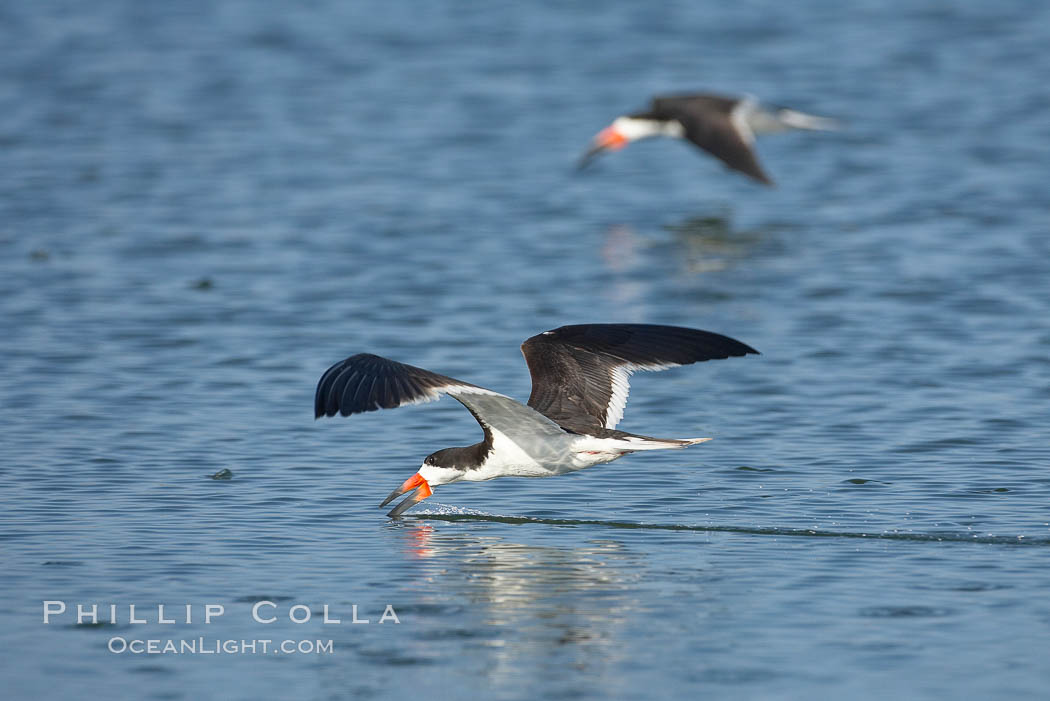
left=315, top=324, right=758, bottom=517
left=580, top=92, right=840, bottom=185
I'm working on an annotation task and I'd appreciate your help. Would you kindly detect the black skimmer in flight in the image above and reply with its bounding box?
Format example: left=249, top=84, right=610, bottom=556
left=315, top=324, right=758, bottom=518
left=580, top=92, right=840, bottom=185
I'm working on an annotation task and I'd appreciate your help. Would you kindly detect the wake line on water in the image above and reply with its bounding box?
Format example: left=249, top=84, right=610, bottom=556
left=409, top=510, right=1047, bottom=546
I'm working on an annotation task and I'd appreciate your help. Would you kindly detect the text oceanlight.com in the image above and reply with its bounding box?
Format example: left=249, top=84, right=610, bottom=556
left=107, top=637, right=334, bottom=655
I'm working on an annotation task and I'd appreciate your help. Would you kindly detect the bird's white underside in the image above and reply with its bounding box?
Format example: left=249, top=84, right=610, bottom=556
left=419, top=430, right=710, bottom=486
left=612, top=116, right=685, bottom=141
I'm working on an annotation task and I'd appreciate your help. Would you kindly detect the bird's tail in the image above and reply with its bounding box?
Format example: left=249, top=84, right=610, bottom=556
left=678, top=437, right=714, bottom=446
left=774, top=108, right=841, bottom=131
left=616, top=435, right=712, bottom=450
left=746, top=104, right=841, bottom=135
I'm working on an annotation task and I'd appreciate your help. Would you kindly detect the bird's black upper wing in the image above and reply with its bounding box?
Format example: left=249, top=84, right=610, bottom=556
left=314, top=353, right=489, bottom=418
left=521, top=324, right=758, bottom=433
left=315, top=352, right=567, bottom=443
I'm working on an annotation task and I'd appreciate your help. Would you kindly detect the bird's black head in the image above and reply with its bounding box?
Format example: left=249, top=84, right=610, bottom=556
left=424, top=444, right=488, bottom=471
left=424, top=448, right=461, bottom=469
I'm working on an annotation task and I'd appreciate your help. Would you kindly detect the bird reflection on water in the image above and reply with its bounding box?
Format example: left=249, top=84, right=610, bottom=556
left=391, top=521, right=644, bottom=682
left=661, top=213, right=766, bottom=274
left=601, top=211, right=765, bottom=280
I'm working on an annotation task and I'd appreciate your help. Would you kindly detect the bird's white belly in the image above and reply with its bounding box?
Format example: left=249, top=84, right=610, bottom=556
left=459, top=431, right=629, bottom=482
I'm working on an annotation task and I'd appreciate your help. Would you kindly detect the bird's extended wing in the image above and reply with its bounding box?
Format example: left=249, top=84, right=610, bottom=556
left=315, top=353, right=566, bottom=444
left=521, top=324, right=758, bottom=432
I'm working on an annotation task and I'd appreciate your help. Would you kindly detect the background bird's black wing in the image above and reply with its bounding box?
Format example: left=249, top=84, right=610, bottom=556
left=521, top=324, right=758, bottom=432
left=652, top=94, right=773, bottom=185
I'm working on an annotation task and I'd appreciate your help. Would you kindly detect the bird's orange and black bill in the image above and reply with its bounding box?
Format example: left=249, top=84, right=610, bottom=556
left=380, top=472, right=433, bottom=519
left=577, top=125, right=628, bottom=169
